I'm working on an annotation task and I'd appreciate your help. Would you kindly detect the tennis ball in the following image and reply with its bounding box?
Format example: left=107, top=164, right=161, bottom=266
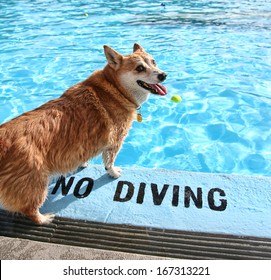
left=84, top=13, right=89, bottom=17
left=171, top=95, right=182, bottom=103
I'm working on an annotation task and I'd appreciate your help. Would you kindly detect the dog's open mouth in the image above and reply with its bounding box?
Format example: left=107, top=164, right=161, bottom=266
left=137, top=80, right=168, bottom=96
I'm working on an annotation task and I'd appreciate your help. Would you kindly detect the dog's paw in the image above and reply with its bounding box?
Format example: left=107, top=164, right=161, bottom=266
left=42, top=213, right=55, bottom=224
left=36, top=213, right=55, bottom=225
left=107, top=166, right=122, bottom=178
left=80, top=162, right=89, bottom=168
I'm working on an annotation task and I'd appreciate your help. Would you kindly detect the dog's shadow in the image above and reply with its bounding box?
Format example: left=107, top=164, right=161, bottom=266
left=42, top=168, right=117, bottom=214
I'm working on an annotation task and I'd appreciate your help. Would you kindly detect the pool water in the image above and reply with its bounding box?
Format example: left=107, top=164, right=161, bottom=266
left=1, top=0, right=271, bottom=176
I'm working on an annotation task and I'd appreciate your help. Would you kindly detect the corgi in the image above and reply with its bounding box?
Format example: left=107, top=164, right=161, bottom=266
left=0, top=43, right=167, bottom=224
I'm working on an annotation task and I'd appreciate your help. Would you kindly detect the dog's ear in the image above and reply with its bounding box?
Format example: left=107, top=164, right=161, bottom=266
left=133, top=43, right=145, bottom=53
left=104, top=45, right=123, bottom=70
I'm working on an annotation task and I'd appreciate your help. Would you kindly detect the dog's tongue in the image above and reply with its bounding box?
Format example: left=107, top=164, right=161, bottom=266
left=149, top=83, right=168, bottom=96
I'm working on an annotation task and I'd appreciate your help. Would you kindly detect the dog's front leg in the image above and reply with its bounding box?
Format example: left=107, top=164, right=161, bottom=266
left=102, top=144, right=123, bottom=178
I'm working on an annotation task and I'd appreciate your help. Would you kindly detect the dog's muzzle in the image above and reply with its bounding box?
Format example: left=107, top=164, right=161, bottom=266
left=137, top=72, right=168, bottom=96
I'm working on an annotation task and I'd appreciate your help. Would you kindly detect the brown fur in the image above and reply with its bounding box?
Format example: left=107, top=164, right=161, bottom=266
left=0, top=43, right=167, bottom=224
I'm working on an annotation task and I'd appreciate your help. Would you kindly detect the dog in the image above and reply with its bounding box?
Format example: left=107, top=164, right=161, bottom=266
left=0, top=43, right=168, bottom=224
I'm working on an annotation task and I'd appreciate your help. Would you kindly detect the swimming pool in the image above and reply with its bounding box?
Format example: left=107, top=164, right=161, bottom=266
left=1, top=0, right=271, bottom=176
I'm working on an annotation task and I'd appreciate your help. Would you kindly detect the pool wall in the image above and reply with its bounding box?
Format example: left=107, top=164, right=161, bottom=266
left=41, top=164, right=271, bottom=239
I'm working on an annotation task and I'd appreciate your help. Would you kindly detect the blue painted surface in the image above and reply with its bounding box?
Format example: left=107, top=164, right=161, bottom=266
left=42, top=165, right=271, bottom=238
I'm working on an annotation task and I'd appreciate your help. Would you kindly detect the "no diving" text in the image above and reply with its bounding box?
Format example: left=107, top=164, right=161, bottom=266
left=51, top=177, right=227, bottom=211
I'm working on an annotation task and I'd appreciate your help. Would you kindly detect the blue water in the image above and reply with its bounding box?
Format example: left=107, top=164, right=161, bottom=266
left=1, top=0, right=271, bottom=176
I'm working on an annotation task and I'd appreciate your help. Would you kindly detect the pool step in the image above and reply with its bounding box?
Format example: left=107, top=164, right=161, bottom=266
left=0, top=210, right=271, bottom=260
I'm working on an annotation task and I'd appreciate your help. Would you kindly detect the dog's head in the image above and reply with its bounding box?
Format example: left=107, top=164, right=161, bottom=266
left=103, top=43, right=168, bottom=106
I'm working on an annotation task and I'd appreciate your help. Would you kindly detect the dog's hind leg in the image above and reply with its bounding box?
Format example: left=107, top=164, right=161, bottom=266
left=1, top=170, right=54, bottom=225
left=19, top=178, right=55, bottom=225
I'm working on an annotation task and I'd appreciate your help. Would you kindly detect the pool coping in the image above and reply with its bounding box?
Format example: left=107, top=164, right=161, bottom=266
left=42, top=164, right=271, bottom=239
left=0, top=210, right=271, bottom=260
left=1, top=164, right=271, bottom=260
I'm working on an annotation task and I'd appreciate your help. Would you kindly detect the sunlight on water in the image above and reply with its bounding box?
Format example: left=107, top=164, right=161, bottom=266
left=0, top=0, right=271, bottom=176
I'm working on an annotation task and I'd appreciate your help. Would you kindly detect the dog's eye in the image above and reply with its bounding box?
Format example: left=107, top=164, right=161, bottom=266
left=152, top=59, right=156, bottom=66
left=136, top=65, right=146, bottom=72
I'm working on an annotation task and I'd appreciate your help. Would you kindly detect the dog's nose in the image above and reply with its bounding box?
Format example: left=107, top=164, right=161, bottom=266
left=158, top=72, right=167, bottom=82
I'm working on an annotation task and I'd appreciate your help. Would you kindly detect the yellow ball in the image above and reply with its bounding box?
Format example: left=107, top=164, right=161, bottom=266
left=84, top=13, right=89, bottom=17
left=171, top=95, right=182, bottom=103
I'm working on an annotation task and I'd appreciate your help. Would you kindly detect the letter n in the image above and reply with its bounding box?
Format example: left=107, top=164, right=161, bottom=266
left=184, top=186, right=203, bottom=208
left=51, top=176, right=75, bottom=195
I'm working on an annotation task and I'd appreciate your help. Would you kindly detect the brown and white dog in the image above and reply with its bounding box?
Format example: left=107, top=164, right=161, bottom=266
left=0, top=43, right=167, bottom=224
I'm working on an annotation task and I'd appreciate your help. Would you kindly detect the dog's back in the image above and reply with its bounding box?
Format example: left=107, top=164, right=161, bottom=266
left=0, top=87, right=108, bottom=174
left=0, top=70, right=134, bottom=172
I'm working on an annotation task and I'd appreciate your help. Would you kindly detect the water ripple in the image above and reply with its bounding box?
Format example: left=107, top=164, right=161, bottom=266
left=1, top=0, right=271, bottom=176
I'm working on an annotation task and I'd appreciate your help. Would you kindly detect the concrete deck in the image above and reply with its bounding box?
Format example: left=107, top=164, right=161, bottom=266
left=0, top=236, right=163, bottom=260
